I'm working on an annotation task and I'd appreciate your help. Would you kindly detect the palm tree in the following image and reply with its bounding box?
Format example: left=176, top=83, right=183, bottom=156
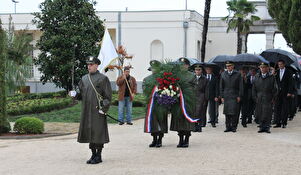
left=201, top=0, right=212, bottom=62
left=222, top=0, right=260, bottom=54
left=0, top=16, right=32, bottom=134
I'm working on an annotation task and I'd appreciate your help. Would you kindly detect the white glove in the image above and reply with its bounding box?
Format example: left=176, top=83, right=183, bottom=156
left=69, top=90, right=77, bottom=97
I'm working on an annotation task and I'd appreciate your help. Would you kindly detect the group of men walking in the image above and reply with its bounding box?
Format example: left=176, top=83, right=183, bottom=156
left=70, top=55, right=298, bottom=164
left=143, top=57, right=299, bottom=149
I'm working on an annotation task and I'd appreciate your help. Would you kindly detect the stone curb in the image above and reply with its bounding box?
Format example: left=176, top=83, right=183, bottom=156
left=0, top=132, right=75, bottom=140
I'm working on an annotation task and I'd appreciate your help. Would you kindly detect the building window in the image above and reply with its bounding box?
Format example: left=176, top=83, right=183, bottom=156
left=150, top=40, right=164, bottom=60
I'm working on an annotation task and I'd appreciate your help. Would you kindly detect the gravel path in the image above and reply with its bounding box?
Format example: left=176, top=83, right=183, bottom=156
left=1, top=108, right=301, bottom=175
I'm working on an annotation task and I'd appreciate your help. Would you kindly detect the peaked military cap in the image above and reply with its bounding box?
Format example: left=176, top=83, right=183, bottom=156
left=86, top=56, right=101, bottom=65
left=150, top=60, right=161, bottom=67
left=259, top=62, right=269, bottom=67
left=179, top=57, right=190, bottom=65
left=225, top=60, right=234, bottom=66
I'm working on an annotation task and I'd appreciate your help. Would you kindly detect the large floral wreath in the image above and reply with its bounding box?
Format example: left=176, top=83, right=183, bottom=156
left=144, top=61, right=198, bottom=133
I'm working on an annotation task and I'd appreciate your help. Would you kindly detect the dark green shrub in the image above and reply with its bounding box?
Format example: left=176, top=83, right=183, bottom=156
left=14, top=117, right=44, bottom=134
left=7, top=97, right=73, bottom=116
left=0, top=119, right=11, bottom=133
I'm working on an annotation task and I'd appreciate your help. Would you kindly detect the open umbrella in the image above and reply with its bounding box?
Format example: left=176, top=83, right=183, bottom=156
left=233, top=53, right=269, bottom=65
left=207, top=55, right=235, bottom=67
left=260, top=49, right=297, bottom=65
left=203, top=62, right=221, bottom=75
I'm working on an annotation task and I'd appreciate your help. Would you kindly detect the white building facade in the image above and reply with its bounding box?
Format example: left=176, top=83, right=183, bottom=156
left=0, top=1, right=278, bottom=93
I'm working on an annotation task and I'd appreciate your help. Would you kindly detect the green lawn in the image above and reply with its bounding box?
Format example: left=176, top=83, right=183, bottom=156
left=9, top=102, right=146, bottom=123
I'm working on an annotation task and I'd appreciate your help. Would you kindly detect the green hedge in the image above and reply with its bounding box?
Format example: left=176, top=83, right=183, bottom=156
left=7, top=97, right=73, bottom=116
left=14, top=117, right=44, bottom=134
left=7, top=91, right=66, bottom=103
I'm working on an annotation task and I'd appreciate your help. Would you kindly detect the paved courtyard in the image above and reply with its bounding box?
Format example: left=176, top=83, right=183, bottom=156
left=1, top=108, right=301, bottom=175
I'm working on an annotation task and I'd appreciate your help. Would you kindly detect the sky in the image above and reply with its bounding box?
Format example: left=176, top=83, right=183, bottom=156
left=0, top=0, right=293, bottom=54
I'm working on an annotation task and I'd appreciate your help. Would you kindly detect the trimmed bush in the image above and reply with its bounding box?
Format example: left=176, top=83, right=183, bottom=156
left=14, top=117, right=44, bottom=134
left=7, top=91, right=67, bottom=103
left=111, top=93, right=146, bottom=107
left=7, top=97, right=73, bottom=116
left=0, top=119, right=11, bottom=133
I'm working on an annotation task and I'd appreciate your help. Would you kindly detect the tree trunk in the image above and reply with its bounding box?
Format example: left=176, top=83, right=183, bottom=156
left=237, top=19, right=243, bottom=54
left=201, top=0, right=212, bottom=62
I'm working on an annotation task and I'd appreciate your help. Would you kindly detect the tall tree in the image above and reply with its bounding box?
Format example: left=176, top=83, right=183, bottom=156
left=201, top=0, right=212, bottom=62
left=0, top=17, right=32, bottom=134
left=222, top=0, right=260, bottom=54
left=0, top=19, right=10, bottom=133
left=288, top=0, right=301, bottom=54
left=268, top=0, right=292, bottom=47
left=33, top=0, right=104, bottom=91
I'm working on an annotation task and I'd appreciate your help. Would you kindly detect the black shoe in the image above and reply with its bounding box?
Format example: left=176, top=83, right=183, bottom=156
left=126, top=122, right=133, bottom=125
left=211, top=123, right=216, bottom=128
left=282, top=125, right=286, bottom=128
left=273, top=124, right=281, bottom=128
left=232, top=128, right=237, bottom=132
left=90, top=155, right=102, bottom=164
left=224, top=128, right=232, bottom=132
left=86, top=155, right=96, bottom=164
left=288, top=118, right=293, bottom=121
left=119, top=122, right=124, bottom=125
left=149, top=141, right=157, bottom=147
left=198, top=127, right=202, bottom=132
left=242, top=124, right=247, bottom=128
left=156, top=137, right=162, bottom=148
left=258, top=129, right=265, bottom=133
left=265, top=129, right=271, bottom=133
left=177, top=135, right=184, bottom=148
left=208, top=121, right=212, bottom=123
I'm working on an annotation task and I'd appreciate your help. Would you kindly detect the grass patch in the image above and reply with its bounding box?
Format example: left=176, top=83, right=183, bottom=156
left=9, top=102, right=146, bottom=123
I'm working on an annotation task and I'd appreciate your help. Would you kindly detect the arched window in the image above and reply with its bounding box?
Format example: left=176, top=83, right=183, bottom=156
left=150, top=40, right=164, bottom=60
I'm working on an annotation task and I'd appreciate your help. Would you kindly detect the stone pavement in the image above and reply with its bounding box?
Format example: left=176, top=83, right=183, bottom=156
left=1, top=109, right=301, bottom=175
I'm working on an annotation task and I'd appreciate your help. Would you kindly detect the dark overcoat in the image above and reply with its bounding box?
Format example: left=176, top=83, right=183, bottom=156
left=220, top=71, right=243, bottom=115
left=143, top=75, right=168, bottom=133
left=76, top=71, right=112, bottom=144
left=252, top=73, right=277, bottom=127
left=192, top=75, right=209, bottom=125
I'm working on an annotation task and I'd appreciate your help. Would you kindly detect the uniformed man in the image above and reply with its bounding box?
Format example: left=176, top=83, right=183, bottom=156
left=143, top=60, right=168, bottom=148
left=192, top=63, right=208, bottom=132
left=220, top=61, right=243, bottom=132
left=170, top=57, right=195, bottom=148
left=70, top=56, right=112, bottom=164
left=252, top=62, right=277, bottom=133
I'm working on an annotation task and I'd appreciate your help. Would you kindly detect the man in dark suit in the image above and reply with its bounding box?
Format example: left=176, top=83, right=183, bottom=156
left=205, top=66, right=219, bottom=127
left=274, top=60, right=293, bottom=128
left=247, top=67, right=257, bottom=124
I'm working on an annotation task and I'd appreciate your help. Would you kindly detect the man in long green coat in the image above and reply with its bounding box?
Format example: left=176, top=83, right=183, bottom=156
left=220, top=61, right=243, bottom=133
left=143, top=60, right=168, bottom=148
left=170, top=58, right=195, bottom=148
left=71, top=56, right=112, bottom=164
left=252, top=62, right=277, bottom=133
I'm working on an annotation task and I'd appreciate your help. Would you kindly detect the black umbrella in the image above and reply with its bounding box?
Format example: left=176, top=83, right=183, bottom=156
left=207, top=55, right=235, bottom=67
left=203, top=62, right=221, bottom=75
left=233, top=53, right=269, bottom=65
left=260, top=49, right=297, bottom=65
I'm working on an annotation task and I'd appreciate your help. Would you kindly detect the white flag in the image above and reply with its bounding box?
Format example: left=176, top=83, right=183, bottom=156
left=98, top=28, right=118, bottom=72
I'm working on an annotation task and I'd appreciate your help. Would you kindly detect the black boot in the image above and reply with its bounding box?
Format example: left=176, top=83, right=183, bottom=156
left=91, top=148, right=102, bottom=164
left=177, top=134, right=184, bottom=148
left=182, top=134, right=190, bottom=148
left=86, top=149, right=96, bottom=164
left=156, top=134, right=163, bottom=148
left=149, top=134, right=157, bottom=147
